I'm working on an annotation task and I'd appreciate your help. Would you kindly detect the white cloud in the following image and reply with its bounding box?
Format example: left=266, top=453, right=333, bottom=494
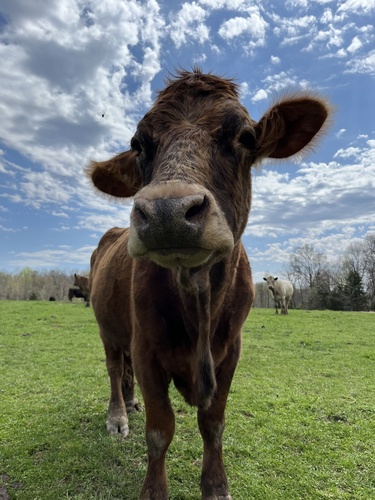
left=336, top=48, right=347, bottom=58
left=218, top=11, right=268, bottom=42
left=270, top=55, right=280, bottom=64
left=260, top=71, right=307, bottom=94
left=273, top=14, right=317, bottom=45
left=347, top=35, right=363, bottom=53
left=247, top=136, right=375, bottom=244
left=52, top=211, right=69, bottom=218
left=252, top=89, right=268, bottom=102
left=76, top=211, right=132, bottom=233
left=336, top=128, right=346, bottom=138
left=333, top=147, right=361, bottom=159
left=0, top=0, right=164, bottom=175
left=168, top=3, right=209, bottom=48
left=337, top=0, right=375, bottom=15
left=0, top=224, right=28, bottom=233
left=9, top=245, right=96, bottom=269
left=198, top=0, right=246, bottom=8
left=346, top=49, right=375, bottom=75
left=320, top=8, right=333, bottom=24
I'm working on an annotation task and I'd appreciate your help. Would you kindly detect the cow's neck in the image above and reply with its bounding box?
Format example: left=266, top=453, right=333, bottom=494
left=172, top=245, right=242, bottom=409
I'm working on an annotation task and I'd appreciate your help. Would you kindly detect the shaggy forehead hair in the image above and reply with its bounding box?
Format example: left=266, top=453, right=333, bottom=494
left=160, top=67, right=240, bottom=100
left=141, top=68, right=249, bottom=137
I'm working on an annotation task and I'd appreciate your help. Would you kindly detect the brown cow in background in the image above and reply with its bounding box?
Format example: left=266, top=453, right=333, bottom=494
left=88, top=68, right=330, bottom=500
left=73, top=273, right=90, bottom=307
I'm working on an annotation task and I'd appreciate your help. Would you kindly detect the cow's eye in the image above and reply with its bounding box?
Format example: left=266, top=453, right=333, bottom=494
left=238, top=129, right=257, bottom=151
left=131, top=137, right=143, bottom=155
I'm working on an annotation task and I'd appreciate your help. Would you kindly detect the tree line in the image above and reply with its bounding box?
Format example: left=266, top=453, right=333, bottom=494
left=1, top=233, right=374, bottom=311
left=0, top=268, right=88, bottom=301
left=254, top=234, right=375, bottom=311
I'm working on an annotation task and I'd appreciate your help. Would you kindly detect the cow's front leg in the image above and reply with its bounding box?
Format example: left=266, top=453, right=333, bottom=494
left=138, top=372, right=175, bottom=500
left=103, top=342, right=129, bottom=437
left=198, top=341, right=240, bottom=500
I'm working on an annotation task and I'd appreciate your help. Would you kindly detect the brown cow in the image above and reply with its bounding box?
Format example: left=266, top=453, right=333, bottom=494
left=88, top=69, right=330, bottom=500
left=73, top=273, right=90, bottom=307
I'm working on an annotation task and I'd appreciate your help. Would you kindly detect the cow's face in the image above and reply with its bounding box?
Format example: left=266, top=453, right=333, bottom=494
left=263, top=276, right=278, bottom=291
left=89, top=70, right=330, bottom=269
left=126, top=100, right=257, bottom=268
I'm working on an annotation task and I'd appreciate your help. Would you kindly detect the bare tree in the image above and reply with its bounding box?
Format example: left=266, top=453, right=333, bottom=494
left=362, top=234, right=375, bottom=309
left=288, top=244, right=327, bottom=288
left=343, top=241, right=366, bottom=278
left=253, top=281, right=271, bottom=308
left=0, top=268, right=89, bottom=301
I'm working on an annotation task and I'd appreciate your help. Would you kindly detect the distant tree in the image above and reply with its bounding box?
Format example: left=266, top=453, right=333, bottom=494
left=330, top=270, right=367, bottom=311
left=285, top=244, right=328, bottom=308
left=309, top=270, right=332, bottom=309
left=253, top=281, right=271, bottom=308
left=343, top=234, right=375, bottom=310
left=362, top=234, right=375, bottom=310
left=343, top=241, right=366, bottom=277
left=330, top=284, right=346, bottom=311
left=0, top=268, right=89, bottom=301
left=344, top=270, right=368, bottom=311
left=28, top=291, right=39, bottom=301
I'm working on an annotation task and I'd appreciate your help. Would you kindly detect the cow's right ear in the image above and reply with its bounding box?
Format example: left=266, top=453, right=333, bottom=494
left=86, top=150, right=142, bottom=198
left=263, top=277, right=267, bottom=281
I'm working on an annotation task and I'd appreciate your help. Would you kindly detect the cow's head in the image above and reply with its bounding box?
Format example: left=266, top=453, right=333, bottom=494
left=88, top=69, right=330, bottom=269
left=263, top=275, right=278, bottom=291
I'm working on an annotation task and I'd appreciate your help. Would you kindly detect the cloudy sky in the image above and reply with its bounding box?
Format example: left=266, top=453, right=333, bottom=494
left=0, top=0, right=374, bottom=283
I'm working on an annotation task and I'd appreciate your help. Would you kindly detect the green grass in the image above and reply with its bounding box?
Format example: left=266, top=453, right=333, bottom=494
left=1, top=301, right=374, bottom=499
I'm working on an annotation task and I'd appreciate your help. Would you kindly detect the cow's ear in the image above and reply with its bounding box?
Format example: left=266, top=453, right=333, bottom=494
left=254, top=95, right=331, bottom=161
left=86, top=150, right=142, bottom=198
left=263, top=277, right=267, bottom=281
left=274, top=277, right=278, bottom=281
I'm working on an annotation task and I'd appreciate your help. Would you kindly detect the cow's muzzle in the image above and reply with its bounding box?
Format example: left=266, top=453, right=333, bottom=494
left=128, top=182, right=234, bottom=268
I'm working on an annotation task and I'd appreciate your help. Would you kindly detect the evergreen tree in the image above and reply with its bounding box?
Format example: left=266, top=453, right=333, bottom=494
left=344, top=270, right=368, bottom=311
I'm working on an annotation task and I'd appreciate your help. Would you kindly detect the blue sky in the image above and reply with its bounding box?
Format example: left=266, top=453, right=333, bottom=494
left=0, top=0, right=374, bottom=283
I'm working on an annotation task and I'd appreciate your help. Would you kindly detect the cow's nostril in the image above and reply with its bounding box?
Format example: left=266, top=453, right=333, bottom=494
left=134, top=206, right=148, bottom=224
left=185, top=196, right=208, bottom=220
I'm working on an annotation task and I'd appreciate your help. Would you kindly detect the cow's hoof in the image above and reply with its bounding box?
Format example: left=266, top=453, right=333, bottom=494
left=106, top=416, right=129, bottom=437
left=126, top=399, right=142, bottom=413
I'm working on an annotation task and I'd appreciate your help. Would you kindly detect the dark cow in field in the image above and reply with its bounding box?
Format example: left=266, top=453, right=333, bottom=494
left=68, top=287, right=84, bottom=300
left=73, top=273, right=90, bottom=307
left=88, top=68, right=330, bottom=499
left=68, top=287, right=89, bottom=306
left=263, top=275, right=294, bottom=315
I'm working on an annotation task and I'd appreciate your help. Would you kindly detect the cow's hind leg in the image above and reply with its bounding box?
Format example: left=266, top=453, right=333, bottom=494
left=280, top=298, right=287, bottom=315
left=103, top=341, right=130, bottom=437
left=122, top=351, right=141, bottom=413
left=198, top=340, right=240, bottom=500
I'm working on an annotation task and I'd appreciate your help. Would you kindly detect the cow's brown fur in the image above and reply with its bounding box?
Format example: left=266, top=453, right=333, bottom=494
left=73, top=273, right=90, bottom=307
left=88, top=68, right=330, bottom=499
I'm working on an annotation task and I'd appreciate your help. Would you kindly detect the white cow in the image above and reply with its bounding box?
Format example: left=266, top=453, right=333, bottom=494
left=263, top=276, right=294, bottom=315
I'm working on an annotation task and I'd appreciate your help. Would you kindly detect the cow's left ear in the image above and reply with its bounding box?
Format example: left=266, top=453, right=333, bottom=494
left=254, top=95, right=331, bottom=161
left=86, top=150, right=142, bottom=198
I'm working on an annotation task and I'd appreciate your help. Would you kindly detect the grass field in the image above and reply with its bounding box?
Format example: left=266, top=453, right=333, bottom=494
left=0, top=300, right=374, bottom=499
